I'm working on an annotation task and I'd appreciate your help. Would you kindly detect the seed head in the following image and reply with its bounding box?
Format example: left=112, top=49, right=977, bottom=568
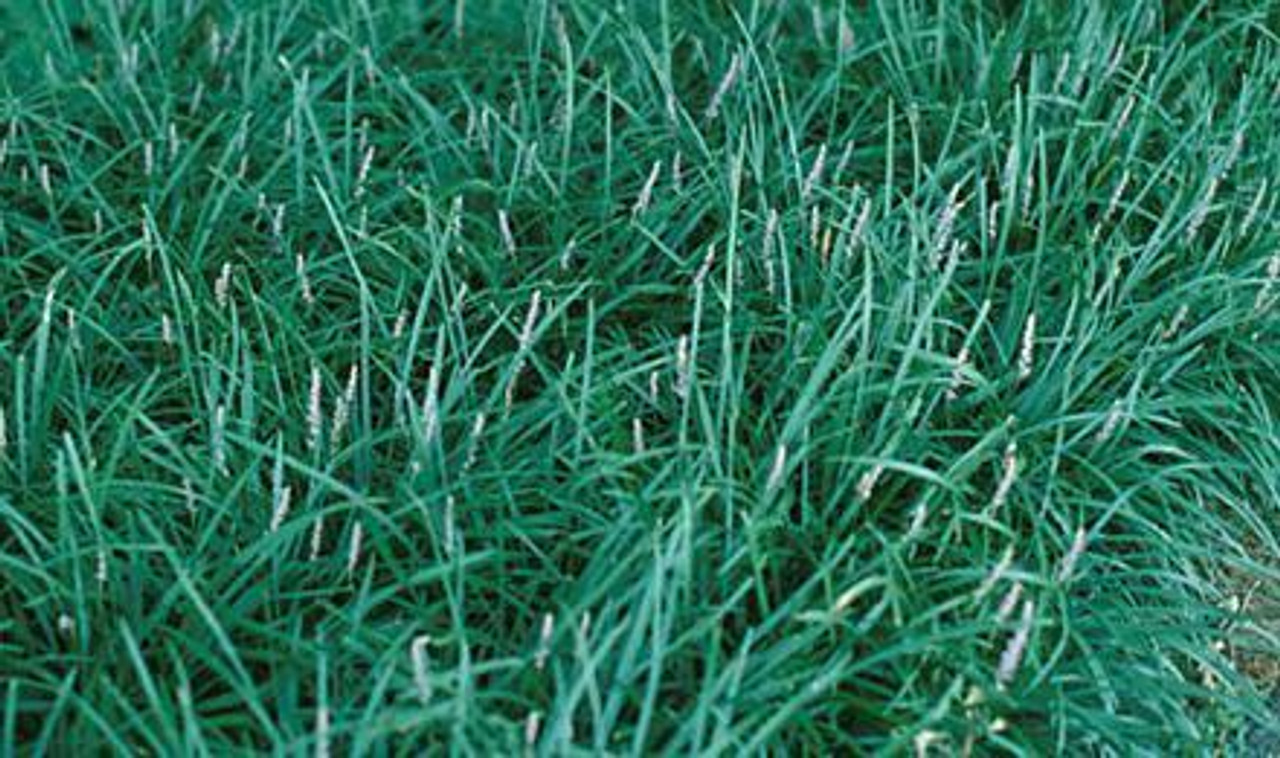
left=212, top=404, right=228, bottom=474
left=705, top=52, right=742, bottom=120
left=765, top=444, right=788, bottom=495
left=996, top=600, right=1036, bottom=687
left=694, top=245, right=716, bottom=289
left=932, top=183, right=965, bottom=270
left=559, top=237, right=577, bottom=271
left=411, top=634, right=433, bottom=704
left=989, top=441, right=1018, bottom=512
left=329, top=365, right=359, bottom=449
left=1160, top=304, right=1189, bottom=341
left=1057, top=527, right=1088, bottom=582
left=269, top=486, right=292, bottom=533
left=1185, top=176, right=1220, bottom=244
left=906, top=502, right=928, bottom=541
left=498, top=209, right=515, bottom=255
left=995, top=581, right=1023, bottom=624
left=215, top=263, right=232, bottom=308
left=421, top=363, right=441, bottom=445
left=856, top=463, right=884, bottom=502
left=534, top=613, right=554, bottom=670
left=763, top=208, right=779, bottom=295
left=1017, top=312, right=1037, bottom=381
left=946, top=346, right=971, bottom=401
left=674, top=334, right=692, bottom=400
left=633, top=160, right=662, bottom=217
left=802, top=143, right=828, bottom=200
left=1112, top=96, right=1136, bottom=142
left=1095, top=399, right=1125, bottom=445
left=524, top=710, right=542, bottom=749
left=852, top=195, right=873, bottom=250
left=976, top=546, right=1015, bottom=601
left=307, top=364, right=324, bottom=451
left=346, top=521, right=363, bottom=575
left=464, top=412, right=486, bottom=470
left=310, top=516, right=325, bottom=561
left=1105, top=170, right=1129, bottom=222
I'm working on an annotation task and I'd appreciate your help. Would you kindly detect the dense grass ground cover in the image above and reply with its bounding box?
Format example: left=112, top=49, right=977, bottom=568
left=2, top=0, right=1279, bottom=753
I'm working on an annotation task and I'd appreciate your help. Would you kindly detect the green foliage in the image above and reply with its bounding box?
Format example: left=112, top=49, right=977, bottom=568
left=1, top=0, right=1278, bottom=753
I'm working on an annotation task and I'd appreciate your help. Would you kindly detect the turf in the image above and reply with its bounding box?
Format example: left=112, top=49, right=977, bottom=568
left=2, top=0, right=1279, bottom=753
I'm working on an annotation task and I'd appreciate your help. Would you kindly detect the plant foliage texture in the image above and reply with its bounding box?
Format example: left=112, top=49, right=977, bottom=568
left=1, top=0, right=1279, bottom=754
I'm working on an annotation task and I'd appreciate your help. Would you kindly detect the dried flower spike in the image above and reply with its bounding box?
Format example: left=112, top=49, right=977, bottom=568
left=765, top=444, right=788, bottom=495
left=346, top=521, right=363, bottom=575
left=633, top=160, right=661, bottom=217
left=705, top=52, right=742, bottom=120
left=1017, top=312, right=1037, bottom=382
left=411, top=634, right=433, bottom=704
left=996, top=600, right=1036, bottom=687
left=989, top=441, right=1018, bottom=512
left=329, top=365, right=359, bottom=449
left=534, top=613, right=554, bottom=670
left=1057, top=527, right=1088, bottom=582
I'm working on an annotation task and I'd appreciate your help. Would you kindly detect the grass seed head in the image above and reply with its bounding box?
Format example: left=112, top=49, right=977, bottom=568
left=946, top=346, right=971, bottom=401
left=1185, top=176, right=1219, bottom=244
left=329, top=365, right=359, bottom=449
left=1105, top=170, right=1130, bottom=221
left=995, top=580, right=1023, bottom=624
left=674, top=335, right=691, bottom=400
left=307, top=364, right=324, bottom=451
left=766, top=444, right=788, bottom=495
left=996, top=600, right=1036, bottom=687
left=411, top=635, right=433, bottom=704
left=524, top=710, right=541, bottom=749
left=310, top=516, right=325, bottom=561
left=498, top=209, right=515, bottom=255
left=534, top=613, right=554, bottom=670
left=346, top=521, right=363, bottom=575
left=212, top=404, right=228, bottom=474
left=270, top=486, right=293, bottom=534
left=633, top=160, right=661, bottom=216
left=856, top=463, right=884, bottom=502
left=989, top=441, right=1018, bottom=512
left=977, top=546, right=1015, bottom=600
left=464, top=412, right=486, bottom=470
left=1095, top=399, right=1125, bottom=445
left=705, top=52, right=742, bottom=120
left=1017, top=312, right=1037, bottom=382
left=802, top=143, right=828, bottom=199
left=1057, top=527, right=1088, bottom=582
left=215, top=263, right=232, bottom=308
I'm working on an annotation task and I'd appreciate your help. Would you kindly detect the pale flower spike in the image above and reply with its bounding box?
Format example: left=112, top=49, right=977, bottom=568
left=705, top=52, right=742, bottom=120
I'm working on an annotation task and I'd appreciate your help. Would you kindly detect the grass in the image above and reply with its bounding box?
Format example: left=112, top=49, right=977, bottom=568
left=2, top=0, right=1279, bottom=753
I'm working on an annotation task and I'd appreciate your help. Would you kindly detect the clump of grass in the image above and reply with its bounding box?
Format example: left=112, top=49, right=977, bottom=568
left=1, top=0, right=1278, bottom=753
